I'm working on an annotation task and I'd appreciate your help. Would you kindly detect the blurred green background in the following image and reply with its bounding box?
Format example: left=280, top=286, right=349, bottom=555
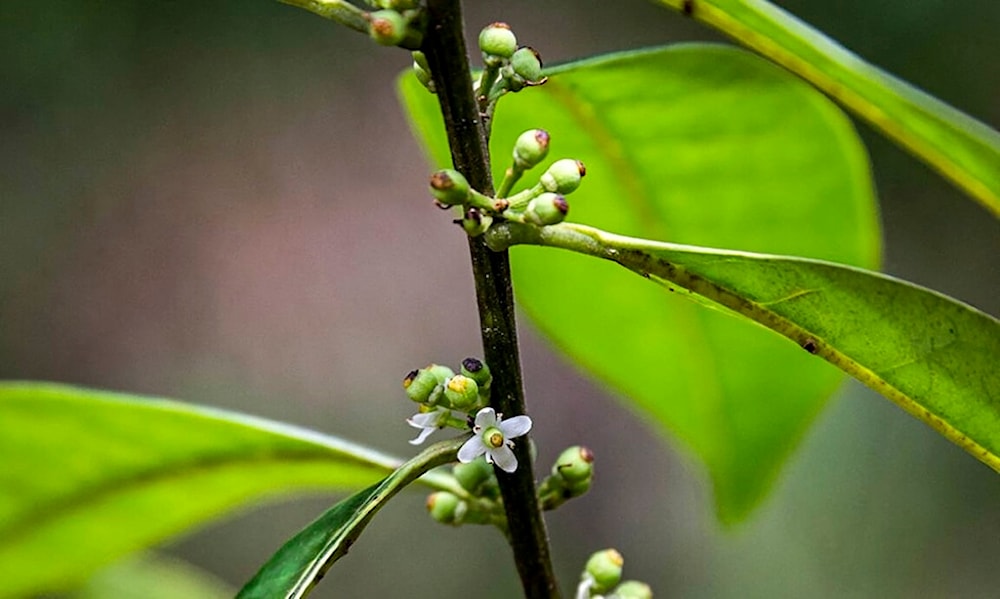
left=2, top=1, right=998, bottom=597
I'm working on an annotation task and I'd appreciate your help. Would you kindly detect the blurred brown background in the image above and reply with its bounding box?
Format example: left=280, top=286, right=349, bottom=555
left=2, top=1, right=999, bottom=596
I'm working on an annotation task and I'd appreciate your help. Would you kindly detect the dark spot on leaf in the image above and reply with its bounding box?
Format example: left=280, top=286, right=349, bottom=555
left=801, top=338, right=818, bottom=354
left=682, top=0, right=696, bottom=16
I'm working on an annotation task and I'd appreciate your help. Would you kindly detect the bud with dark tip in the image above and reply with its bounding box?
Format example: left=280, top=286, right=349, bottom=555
left=511, top=46, right=544, bottom=82
left=540, top=158, right=586, bottom=194
left=524, top=193, right=569, bottom=226
left=513, top=129, right=550, bottom=170
left=460, top=357, right=492, bottom=390
left=461, top=207, right=493, bottom=237
left=403, top=368, right=440, bottom=404
left=430, top=169, right=471, bottom=206
left=478, top=22, right=517, bottom=60
left=368, top=10, right=407, bottom=46
left=553, top=445, right=594, bottom=483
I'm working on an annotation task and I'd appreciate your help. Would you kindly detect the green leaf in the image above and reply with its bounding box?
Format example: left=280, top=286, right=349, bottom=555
left=486, top=221, right=1000, bottom=474
left=400, top=44, right=880, bottom=522
left=0, top=382, right=402, bottom=599
left=237, top=437, right=464, bottom=599
left=651, top=0, right=1000, bottom=217
left=72, top=553, right=235, bottom=599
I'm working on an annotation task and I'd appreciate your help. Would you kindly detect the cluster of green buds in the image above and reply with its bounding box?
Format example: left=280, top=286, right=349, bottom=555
left=576, top=549, right=653, bottom=599
left=538, top=445, right=595, bottom=510
left=403, top=358, right=492, bottom=445
left=427, top=128, right=587, bottom=236
left=476, top=22, right=547, bottom=102
left=365, top=1, right=424, bottom=48
left=425, top=457, right=505, bottom=528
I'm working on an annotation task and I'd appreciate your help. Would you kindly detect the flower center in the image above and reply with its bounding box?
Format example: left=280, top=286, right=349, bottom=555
left=483, top=427, right=505, bottom=449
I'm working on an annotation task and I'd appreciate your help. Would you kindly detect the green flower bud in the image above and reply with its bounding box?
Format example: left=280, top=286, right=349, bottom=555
left=412, top=57, right=435, bottom=93
left=524, top=193, right=569, bottom=226
left=585, top=549, right=624, bottom=594
left=403, top=368, right=439, bottom=403
left=426, top=364, right=455, bottom=384
left=412, top=51, right=431, bottom=73
left=513, top=129, right=550, bottom=170
left=460, top=357, right=492, bottom=390
left=443, top=374, right=479, bottom=410
left=368, top=10, right=407, bottom=46
left=479, top=22, right=517, bottom=59
left=430, top=169, right=471, bottom=206
left=553, top=445, right=594, bottom=483
left=460, top=207, right=493, bottom=237
left=540, top=159, right=586, bottom=194
left=426, top=491, right=467, bottom=525
left=613, top=581, right=653, bottom=599
left=453, top=456, right=494, bottom=495
left=566, top=477, right=592, bottom=496
left=511, top=46, right=543, bottom=82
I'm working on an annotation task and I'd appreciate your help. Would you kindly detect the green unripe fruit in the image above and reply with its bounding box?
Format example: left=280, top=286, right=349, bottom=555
left=479, top=22, right=517, bottom=59
left=460, top=357, right=492, bottom=389
left=511, top=46, right=543, bottom=82
left=368, top=10, right=407, bottom=46
left=613, top=581, right=653, bottom=599
left=585, top=549, right=624, bottom=594
left=429, top=169, right=471, bottom=206
left=540, top=158, right=586, bottom=194
left=426, top=491, right=466, bottom=525
left=453, top=457, right=494, bottom=495
left=513, top=129, right=550, bottom=170
left=403, top=368, right=439, bottom=403
left=553, top=445, right=594, bottom=483
left=524, top=193, right=569, bottom=226
left=443, top=374, right=479, bottom=410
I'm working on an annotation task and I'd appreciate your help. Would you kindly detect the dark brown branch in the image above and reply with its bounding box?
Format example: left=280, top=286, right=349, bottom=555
left=420, top=2, right=560, bottom=597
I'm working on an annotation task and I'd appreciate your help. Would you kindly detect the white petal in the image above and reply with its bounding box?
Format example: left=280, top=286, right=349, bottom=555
left=473, top=407, right=498, bottom=429
left=407, top=412, right=439, bottom=428
left=408, top=426, right=436, bottom=445
left=491, top=445, right=518, bottom=473
left=457, top=436, right=487, bottom=463
left=499, top=415, right=532, bottom=439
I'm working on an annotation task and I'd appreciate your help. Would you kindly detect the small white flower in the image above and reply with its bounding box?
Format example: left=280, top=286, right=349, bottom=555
left=457, top=407, right=532, bottom=473
left=406, top=408, right=451, bottom=445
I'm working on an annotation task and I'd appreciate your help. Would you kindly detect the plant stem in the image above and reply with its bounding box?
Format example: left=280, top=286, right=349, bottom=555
left=420, top=1, right=560, bottom=597
left=279, top=0, right=369, bottom=33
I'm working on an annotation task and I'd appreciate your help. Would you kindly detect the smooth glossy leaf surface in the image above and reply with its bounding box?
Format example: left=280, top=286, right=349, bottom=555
left=400, top=44, right=880, bottom=522
left=486, top=221, right=1000, bottom=473
left=0, top=383, right=401, bottom=598
left=237, top=437, right=464, bottom=599
left=652, top=0, right=1000, bottom=217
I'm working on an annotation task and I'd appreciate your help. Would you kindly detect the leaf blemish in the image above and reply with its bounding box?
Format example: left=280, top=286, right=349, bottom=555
left=801, top=338, right=818, bottom=354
